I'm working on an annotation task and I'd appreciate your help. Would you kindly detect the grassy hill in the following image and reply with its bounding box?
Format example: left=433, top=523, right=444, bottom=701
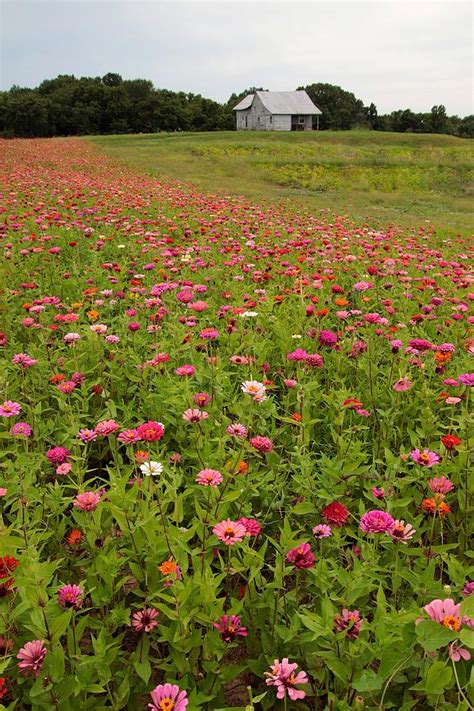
left=90, top=131, right=474, bottom=233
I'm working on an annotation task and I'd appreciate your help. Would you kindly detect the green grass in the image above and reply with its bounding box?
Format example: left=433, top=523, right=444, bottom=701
left=89, top=131, right=474, bottom=233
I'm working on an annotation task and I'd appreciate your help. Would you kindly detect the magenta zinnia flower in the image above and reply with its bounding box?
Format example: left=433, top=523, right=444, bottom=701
left=137, top=421, right=165, bottom=442
left=57, top=584, right=83, bottom=609
left=213, top=519, right=247, bottom=545
left=10, top=422, right=32, bottom=437
left=249, top=436, right=273, bottom=453
left=265, top=658, right=308, bottom=700
left=359, top=510, right=395, bottom=534
left=286, top=543, right=315, bottom=569
left=131, top=607, right=159, bottom=633
left=214, top=614, right=248, bottom=642
left=411, top=449, right=440, bottom=467
left=46, top=446, right=70, bottom=465
left=428, top=476, right=454, bottom=495
left=148, top=683, right=188, bottom=711
left=238, top=517, right=261, bottom=536
left=196, top=469, right=223, bottom=487
left=17, top=640, right=47, bottom=677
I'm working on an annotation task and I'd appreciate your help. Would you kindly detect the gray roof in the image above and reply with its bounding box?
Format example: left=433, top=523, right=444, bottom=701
left=233, top=90, right=321, bottom=115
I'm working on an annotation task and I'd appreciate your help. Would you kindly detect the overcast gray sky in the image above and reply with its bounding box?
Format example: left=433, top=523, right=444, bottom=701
left=1, top=0, right=472, bottom=115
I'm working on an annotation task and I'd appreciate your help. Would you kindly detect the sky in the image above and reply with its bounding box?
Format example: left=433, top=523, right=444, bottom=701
left=1, top=0, right=472, bottom=116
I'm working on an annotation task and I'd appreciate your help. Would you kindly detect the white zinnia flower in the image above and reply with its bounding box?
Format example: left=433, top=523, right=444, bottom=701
left=140, top=461, right=163, bottom=477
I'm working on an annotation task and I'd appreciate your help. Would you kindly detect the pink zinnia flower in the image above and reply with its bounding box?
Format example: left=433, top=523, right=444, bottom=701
left=226, top=423, right=247, bottom=438
left=359, top=510, right=395, bottom=534
left=249, top=436, right=273, bottom=453
left=56, top=463, right=72, bottom=476
left=183, top=408, right=208, bottom=423
left=0, top=401, right=21, bottom=418
left=463, top=581, right=474, bottom=596
left=213, top=519, right=247, bottom=545
left=287, top=348, right=308, bottom=362
left=193, top=392, right=212, bottom=407
left=196, top=469, right=223, bottom=487
left=73, top=491, right=101, bottom=511
left=371, top=487, right=385, bottom=499
left=175, top=365, right=195, bottom=377
left=306, top=353, right=324, bottom=368
left=137, top=421, right=165, bottom=442
left=148, top=683, right=188, bottom=711
left=457, top=373, right=474, bottom=387
left=449, top=643, right=471, bottom=662
left=94, top=419, right=120, bottom=437
left=284, top=378, right=298, bottom=388
left=214, top=614, right=248, bottom=642
left=312, top=524, right=332, bottom=539
left=17, top=640, right=47, bottom=677
left=389, top=520, right=416, bottom=544
left=411, top=449, right=440, bottom=467
left=393, top=377, right=413, bottom=392
left=334, top=609, right=362, bottom=639
left=10, top=422, right=32, bottom=437
left=199, top=327, right=219, bottom=340
left=286, top=543, right=315, bottom=569
left=77, top=428, right=97, bottom=442
left=319, top=329, right=339, bottom=347
left=238, top=518, right=261, bottom=536
left=131, top=607, right=159, bottom=633
left=46, top=446, right=70, bottom=465
left=57, top=584, right=83, bottom=609
left=428, top=476, right=454, bottom=494
left=117, top=429, right=141, bottom=444
left=422, top=598, right=474, bottom=633
left=12, top=353, right=38, bottom=368
left=265, top=658, right=308, bottom=701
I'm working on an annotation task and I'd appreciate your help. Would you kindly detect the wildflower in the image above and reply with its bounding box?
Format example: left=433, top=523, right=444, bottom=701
left=371, top=487, right=385, bottom=499
left=306, top=353, right=324, bottom=368
left=411, top=449, right=440, bottom=467
left=159, top=560, right=177, bottom=575
left=56, top=462, right=72, bottom=476
left=428, top=477, right=454, bottom=494
left=213, top=519, right=247, bottom=545
left=67, top=529, right=83, bottom=546
left=389, top=520, right=416, bottom=543
left=0, top=401, right=21, bottom=417
left=199, top=327, right=219, bottom=340
left=408, top=338, right=433, bottom=352
left=196, top=469, right=223, bottom=486
left=148, top=684, right=188, bottom=711
left=312, top=524, right=332, bottom=539
left=10, top=422, right=32, bottom=437
left=57, top=584, right=83, bottom=609
left=140, top=461, right=163, bottom=477
left=214, top=614, right=248, bottom=642
left=57, top=380, right=77, bottom=394
left=64, top=332, right=81, bottom=344
left=360, top=510, right=395, bottom=534
left=265, top=658, right=308, bottom=701
left=241, top=379, right=267, bottom=402
left=0, top=556, right=19, bottom=596
left=287, top=348, right=308, bottom=362
left=421, top=498, right=451, bottom=516
left=137, top=421, right=165, bottom=441
left=238, top=518, right=261, bottom=536
left=0, top=488, right=7, bottom=497
left=441, top=434, right=462, bottom=450
left=118, top=428, right=141, bottom=444
left=463, top=581, right=474, bottom=596
left=95, top=419, right=120, bottom=436
left=249, top=435, right=273, bottom=453
left=321, top=501, right=349, bottom=527
left=449, top=643, right=471, bottom=662
left=193, top=392, right=212, bottom=407
left=334, top=609, right=362, bottom=639
left=73, top=491, right=101, bottom=511
left=422, top=598, right=474, bottom=633
left=183, top=408, right=208, bottom=423
left=457, top=373, right=474, bottom=387
left=393, top=376, right=413, bottom=392
left=226, top=423, right=247, bottom=438
left=17, top=640, right=47, bottom=677
left=12, top=353, right=38, bottom=367
left=77, top=428, right=97, bottom=442
left=46, top=446, right=70, bottom=465
left=175, top=364, right=195, bottom=377
left=319, top=329, right=339, bottom=347
left=131, top=607, right=159, bottom=633
left=284, top=378, right=298, bottom=388
left=0, top=677, right=7, bottom=700
left=286, top=543, right=315, bottom=569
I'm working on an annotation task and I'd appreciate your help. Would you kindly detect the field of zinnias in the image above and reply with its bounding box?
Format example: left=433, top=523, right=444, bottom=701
left=0, top=138, right=472, bottom=711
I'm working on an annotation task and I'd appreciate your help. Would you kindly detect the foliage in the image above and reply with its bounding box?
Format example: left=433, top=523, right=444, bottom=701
left=0, top=137, right=472, bottom=710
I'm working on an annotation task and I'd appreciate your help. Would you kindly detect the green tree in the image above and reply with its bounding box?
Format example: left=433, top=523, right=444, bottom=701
left=298, top=83, right=365, bottom=130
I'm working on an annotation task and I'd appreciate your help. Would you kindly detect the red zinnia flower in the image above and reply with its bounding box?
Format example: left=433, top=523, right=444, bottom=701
left=0, top=556, right=19, bottom=596
left=321, top=501, right=349, bottom=527
left=441, top=434, right=462, bottom=450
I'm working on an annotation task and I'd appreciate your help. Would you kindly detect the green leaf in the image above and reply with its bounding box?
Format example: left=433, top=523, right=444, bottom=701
left=460, top=596, right=474, bottom=618
left=416, top=620, right=457, bottom=651
left=50, top=610, right=73, bottom=642
left=133, top=657, right=151, bottom=683
left=425, top=661, right=452, bottom=694
left=352, top=670, right=383, bottom=692
left=460, top=628, right=474, bottom=649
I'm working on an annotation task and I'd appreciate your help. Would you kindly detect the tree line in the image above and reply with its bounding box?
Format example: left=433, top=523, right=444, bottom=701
left=1, top=73, right=472, bottom=138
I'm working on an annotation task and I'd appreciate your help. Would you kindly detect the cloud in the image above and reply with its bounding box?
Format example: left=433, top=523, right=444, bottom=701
left=1, top=0, right=472, bottom=115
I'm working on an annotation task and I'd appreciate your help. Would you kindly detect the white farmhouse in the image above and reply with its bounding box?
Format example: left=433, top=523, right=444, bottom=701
left=233, top=90, right=322, bottom=131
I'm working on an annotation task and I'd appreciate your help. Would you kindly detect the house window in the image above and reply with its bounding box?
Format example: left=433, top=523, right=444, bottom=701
left=245, top=116, right=248, bottom=127
left=298, top=116, right=305, bottom=124
left=269, top=116, right=273, bottom=123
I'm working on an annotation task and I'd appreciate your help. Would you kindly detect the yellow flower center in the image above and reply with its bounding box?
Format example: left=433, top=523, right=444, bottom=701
left=159, top=700, right=174, bottom=711
left=442, top=615, right=461, bottom=632
left=224, top=527, right=235, bottom=537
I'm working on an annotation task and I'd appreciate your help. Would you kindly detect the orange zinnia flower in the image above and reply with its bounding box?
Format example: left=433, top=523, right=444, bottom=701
left=159, top=560, right=177, bottom=575
left=67, top=529, right=83, bottom=546
left=87, top=309, right=99, bottom=321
